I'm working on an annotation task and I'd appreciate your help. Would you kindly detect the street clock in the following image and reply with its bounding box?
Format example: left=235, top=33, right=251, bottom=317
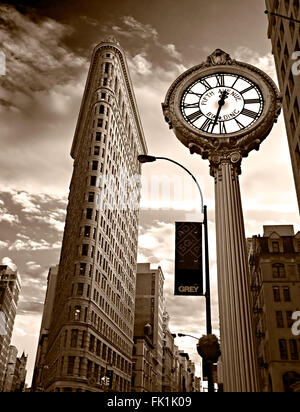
left=162, top=49, right=282, bottom=167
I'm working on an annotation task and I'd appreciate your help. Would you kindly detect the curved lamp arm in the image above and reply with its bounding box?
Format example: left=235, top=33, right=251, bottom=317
left=138, top=155, right=204, bottom=214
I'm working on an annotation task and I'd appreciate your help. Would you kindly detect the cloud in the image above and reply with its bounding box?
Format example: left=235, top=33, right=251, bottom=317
left=162, top=44, right=182, bottom=61
left=0, top=201, right=20, bottom=224
left=0, top=241, right=8, bottom=249
left=122, top=16, right=159, bottom=41
left=26, top=261, right=42, bottom=271
left=12, top=192, right=41, bottom=214
left=130, top=52, right=153, bottom=76
left=234, top=46, right=277, bottom=83
left=0, top=5, right=88, bottom=195
left=8, top=234, right=60, bottom=251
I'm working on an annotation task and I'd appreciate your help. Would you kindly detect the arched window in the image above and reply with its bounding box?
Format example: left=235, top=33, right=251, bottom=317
left=272, top=263, right=286, bottom=278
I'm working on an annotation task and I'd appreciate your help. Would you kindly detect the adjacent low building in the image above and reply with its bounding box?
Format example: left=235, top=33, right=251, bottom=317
left=3, top=347, right=27, bottom=392
left=0, top=265, right=21, bottom=392
left=248, top=225, right=300, bottom=392
left=132, top=264, right=200, bottom=393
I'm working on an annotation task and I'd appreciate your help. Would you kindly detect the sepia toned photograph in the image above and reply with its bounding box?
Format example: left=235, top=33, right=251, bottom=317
left=0, top=0, right=299, bottom=398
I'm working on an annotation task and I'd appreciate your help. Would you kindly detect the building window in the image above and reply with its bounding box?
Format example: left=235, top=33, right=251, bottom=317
left=84, top=226, right=91, bottom=237
left=79, top=263, right=86, bottom=276
left=289, top=340, right=299, bottom=360
left=283, top=286, right=291, bottom=302
left=289, top=20, right=295, bottom=38
left=71, top=330, right=78, bottom=348
left=273, top=286, right=281, bottom=302
left=77, top=283, right=84, bottom=296
left=74, top=306, right=81, bottom=321
left=96, top=132, right=101, bottom=142
left=99, top=105, right=105, bottom=114
left=294, top=0, right=300, bottom=15
left=280, top=21, right=285, bottom=41
left=94, top=146, right=100, bottom=155
left=272, top=241, right=280, bottom=253
left=87, top=360, right=93, bottom=379
left=286, top=311, right=294, bottom=328
left=88, top=192, right=95, bottom=203
left=82, top=244, right=88, bottom=256
left=272, top=263, right=286, bottom=278
left=276, top=311, right=284, bottom=328
left=89, top=334, right=95, bottom=353
left=86, top=208, right=93, bottom=219
left=284, top=0, right=290, bottom=12
left=279, top=339, right=288, bottom=360
left=90, top=176, right=97, bottom=187
left=296, top=145, right=300, bottom=170
left=92, top=161, right=98, bottom=171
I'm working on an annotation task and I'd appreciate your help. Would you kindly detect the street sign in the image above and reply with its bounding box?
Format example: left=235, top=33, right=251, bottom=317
left=175, top=222, right=203, bottom=296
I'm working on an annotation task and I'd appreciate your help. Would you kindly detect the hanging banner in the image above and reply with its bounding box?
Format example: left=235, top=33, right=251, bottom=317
left=175, top=222, right=203, bottom=296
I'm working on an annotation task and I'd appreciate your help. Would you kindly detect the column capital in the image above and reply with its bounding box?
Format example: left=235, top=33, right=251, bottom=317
left=209, top=151, right=243, bottom=177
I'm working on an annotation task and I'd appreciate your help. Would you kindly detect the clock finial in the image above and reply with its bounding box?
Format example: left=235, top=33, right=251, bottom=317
left=206, top=49, right=232, bottom=66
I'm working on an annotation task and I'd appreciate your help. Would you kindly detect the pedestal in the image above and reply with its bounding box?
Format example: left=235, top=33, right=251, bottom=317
left=211, top=152, right=259, bottom=392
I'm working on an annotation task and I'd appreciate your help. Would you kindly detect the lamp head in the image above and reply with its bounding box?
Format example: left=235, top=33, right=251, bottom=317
left=137, top=154, right=157, bottom=164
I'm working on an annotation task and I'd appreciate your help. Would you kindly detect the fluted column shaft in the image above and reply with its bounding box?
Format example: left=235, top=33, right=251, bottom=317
left=213, top=157, right=259, bottom=392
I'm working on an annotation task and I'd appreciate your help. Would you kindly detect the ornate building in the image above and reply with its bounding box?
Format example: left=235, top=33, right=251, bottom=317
left=0, top=265, right=21, bottom=392
left=266, top=0, right=300, bottom=211
left=132, top=264, right=164, bottom=392
left=42, top=37, right=147, bottom=392
left=32, top=265, right=58, bottom=392
left=248, top=225, right=300, bottom=392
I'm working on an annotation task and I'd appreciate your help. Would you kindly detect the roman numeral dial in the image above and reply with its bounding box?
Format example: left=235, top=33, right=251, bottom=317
left=181, top=73, right=264, bottom=135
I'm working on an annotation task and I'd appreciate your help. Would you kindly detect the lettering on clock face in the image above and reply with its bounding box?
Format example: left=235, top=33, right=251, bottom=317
left=181, top=73, right=264, bottom=135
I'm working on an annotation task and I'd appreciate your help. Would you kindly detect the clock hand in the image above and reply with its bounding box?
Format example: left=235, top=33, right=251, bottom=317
left=212, top=91, right=229, bottom=131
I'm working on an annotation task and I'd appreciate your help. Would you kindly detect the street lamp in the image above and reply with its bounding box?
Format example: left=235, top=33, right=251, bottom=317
left=177, top=333, right=199, bottom=340
left=138, top=154, right=213, bottom=391
left=264, top=10, right=300, bottom=24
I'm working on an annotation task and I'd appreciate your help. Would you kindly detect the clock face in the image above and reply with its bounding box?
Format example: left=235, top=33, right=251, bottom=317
left=181, top=73, right=264, bottom=135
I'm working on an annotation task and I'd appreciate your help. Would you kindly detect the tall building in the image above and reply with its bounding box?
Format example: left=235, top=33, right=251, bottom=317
left=248, top=225, right=300, bottom=392
left=42, top=37, right=147, bottom=392
left=3, top=347, right=27, bottom=392
left=266, top=0, right=300, bottom=211
left=162, top=310, right=177, bottom=392
left=32, top=265, right=58, bottom=391
left=0, top=265, right=21, bottom=392
left=132, top=263, right=164, bottom=392
left=3, top=346, right=18, bottom=392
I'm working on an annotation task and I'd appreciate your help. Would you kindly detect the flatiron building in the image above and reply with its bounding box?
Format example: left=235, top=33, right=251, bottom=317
left=41, top=37, right=147, bottom=392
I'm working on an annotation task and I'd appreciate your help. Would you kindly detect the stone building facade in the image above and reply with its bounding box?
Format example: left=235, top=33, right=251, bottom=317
left=42, top=37, right=147, bottom=392
left=0, top=265, right=21, bottom=392
left=266, top=0, right=300, bottom=211
left=248, top=225, right=300, bottom=392
left=132, top=264, right=164, bottom=392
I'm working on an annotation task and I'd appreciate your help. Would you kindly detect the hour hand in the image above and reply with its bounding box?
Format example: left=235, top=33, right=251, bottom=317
left=213, top=91, right=229, bottom=130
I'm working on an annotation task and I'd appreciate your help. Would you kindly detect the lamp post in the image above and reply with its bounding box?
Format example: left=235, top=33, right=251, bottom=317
left=138, top=154, right=213, bottom=392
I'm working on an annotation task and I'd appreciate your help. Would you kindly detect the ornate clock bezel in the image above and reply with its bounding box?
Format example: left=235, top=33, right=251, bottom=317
left=162, top=49, right=282, bottom=159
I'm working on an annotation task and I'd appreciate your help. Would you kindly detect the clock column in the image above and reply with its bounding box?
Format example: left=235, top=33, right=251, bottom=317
left=210, top=151, right=259, bottom=392
left=162, top=48, right=282, bottom=393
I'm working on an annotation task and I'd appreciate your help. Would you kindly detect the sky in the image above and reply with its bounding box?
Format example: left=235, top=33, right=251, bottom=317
left=0, top=0, right=299, bottom=386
